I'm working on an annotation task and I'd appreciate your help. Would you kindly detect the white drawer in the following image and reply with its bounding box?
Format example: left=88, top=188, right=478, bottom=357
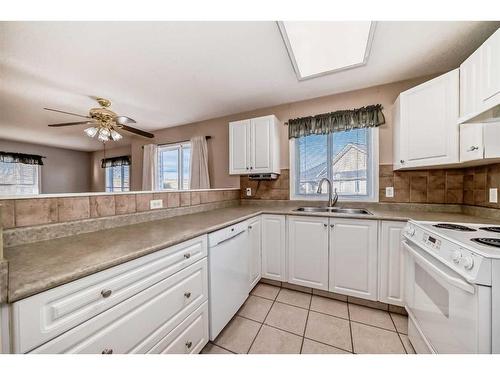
left=31, top=258, right=208, bottom=354
left=148, top=302, right=209, bottom=354
left=13, top=235, right=207, bottom=353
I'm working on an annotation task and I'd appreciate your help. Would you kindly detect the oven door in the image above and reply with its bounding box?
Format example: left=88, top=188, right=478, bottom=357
left=403, top=240, right=491, bottom=353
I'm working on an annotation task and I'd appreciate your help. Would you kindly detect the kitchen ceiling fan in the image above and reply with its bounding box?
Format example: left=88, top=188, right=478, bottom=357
left=45, top=97, right=154, bottom=142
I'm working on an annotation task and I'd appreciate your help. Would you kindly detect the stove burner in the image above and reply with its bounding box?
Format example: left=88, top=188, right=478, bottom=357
left=433, top=223, right=477, bottom=232
left=471, top=238, right=500, bottom=248
left=480, top=227, right=500, bottom=233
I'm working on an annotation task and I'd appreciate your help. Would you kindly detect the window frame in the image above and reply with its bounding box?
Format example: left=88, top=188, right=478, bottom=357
left=105, top=164, right=130, bottom=192
left=0, top=162, right=42, bottom=196
left=289, top=127, right=379, bottom=202
left=156, top=141, right=191, bottom=191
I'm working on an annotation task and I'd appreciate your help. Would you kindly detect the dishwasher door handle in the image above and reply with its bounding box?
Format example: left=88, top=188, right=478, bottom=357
left=212, top=229, right=246, bottom=247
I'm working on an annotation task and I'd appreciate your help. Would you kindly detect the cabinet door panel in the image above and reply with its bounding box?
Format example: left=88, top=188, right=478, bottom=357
left=250, top=116, right=272, bottom=173
left=484, top=122, right=500, bottom=159
left=288, top=216, right=329, bottom=290
left=459, top=123, right=484, bottom=162
left=378, top=221, right=406, bottom=306
left=460, top=49, right=482, bottom=118
left=481, top=29, right=500, bottom=103
left=330, top=219, right=378, bottom=300
left=248, top=216, right=262, bottom=291
left=261, top=215, right=286, bottom=281
left=229, top=120, right=250, bottom=174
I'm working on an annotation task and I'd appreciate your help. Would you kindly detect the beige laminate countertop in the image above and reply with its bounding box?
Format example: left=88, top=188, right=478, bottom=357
left=4, top=204, right=500, bottom=303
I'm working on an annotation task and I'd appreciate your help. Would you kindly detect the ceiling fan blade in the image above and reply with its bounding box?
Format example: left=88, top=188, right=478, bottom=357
left=48, top=121, right=94, bottom=127
left=44, top=107, right=91, bottom=119
left=114, top=115, right=137, bottom=125
left=121, top=125, right=154, bottom=138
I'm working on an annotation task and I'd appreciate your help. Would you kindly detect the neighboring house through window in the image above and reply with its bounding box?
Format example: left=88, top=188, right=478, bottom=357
left=157, top=142, right=191, bottom=190
left=0, top=161, right=40, bottom=195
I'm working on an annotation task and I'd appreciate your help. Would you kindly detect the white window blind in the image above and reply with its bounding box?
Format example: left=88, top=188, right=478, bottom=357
left=0, top=161, right=40, bottom=195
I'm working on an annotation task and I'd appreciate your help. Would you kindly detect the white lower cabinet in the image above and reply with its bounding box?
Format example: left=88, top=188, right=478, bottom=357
left=287, top=216, right=329, bottom=290
left=247, top=216, right=262, bottom=291
left=329, top=218, right=378, bottom=301
left=261, top=214, right=286, bottom=281
left=378, top=221, right=406, bottom=306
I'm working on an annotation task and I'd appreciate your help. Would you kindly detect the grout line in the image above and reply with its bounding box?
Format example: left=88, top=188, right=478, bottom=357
left=347, top=303, right=355, bottom=353
left=302, top=336, right=353, bottom=354
left=209, top=342, right=238, bottom=354
left=246, top=287, right=279, bottom=354
left=389, top=313, right=408, bottom=354
left=299, top=292, right=313, bottom=354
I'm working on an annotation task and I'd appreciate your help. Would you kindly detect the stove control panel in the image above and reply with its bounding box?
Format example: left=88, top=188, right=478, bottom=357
left=423, top=233, right=442, bottom=250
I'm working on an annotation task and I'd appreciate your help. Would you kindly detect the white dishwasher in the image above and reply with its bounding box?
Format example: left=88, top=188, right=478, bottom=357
left=208, top=220, right=249, bottom=340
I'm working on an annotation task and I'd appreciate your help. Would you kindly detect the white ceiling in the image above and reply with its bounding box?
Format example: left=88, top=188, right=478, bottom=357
left=0, top=21, right=499, bottom=151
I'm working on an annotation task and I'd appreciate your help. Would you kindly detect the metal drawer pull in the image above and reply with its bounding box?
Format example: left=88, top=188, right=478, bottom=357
left=185, top=341, right=193, bottom=349
left=323, top=223, right=328, bottom=228
left=101, top=289, right=112, bottom=298
left=467, top=146, right=479, bottom=152
left=102, top=348, right=113, bottom=354
left=183, top=253, right=191, bottom=259
left=184, top=291, right=192, bottom=298
left=330, top=224, right=335, bottom=228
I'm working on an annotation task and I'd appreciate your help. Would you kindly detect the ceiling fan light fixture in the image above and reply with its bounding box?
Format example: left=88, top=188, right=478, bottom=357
left=99, top=128, right=111, bottom=137
left=98, top=133, right=110, bottom=142
left=110, top=130, right=123, bottom=141
left=84, top=127, right=98, bottom=138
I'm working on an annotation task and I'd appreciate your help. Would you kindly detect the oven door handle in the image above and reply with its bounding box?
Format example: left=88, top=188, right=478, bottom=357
left=403, top=241, right=475, bottom=294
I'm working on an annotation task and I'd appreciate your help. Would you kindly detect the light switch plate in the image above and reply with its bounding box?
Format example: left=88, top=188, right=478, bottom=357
left=246, top=187, right=252, bottom=197
left=489, top=188, right=498, bottom=203
left=385, top=187, right=394, bottom=198
left=150, top=199, right=163, bottom=209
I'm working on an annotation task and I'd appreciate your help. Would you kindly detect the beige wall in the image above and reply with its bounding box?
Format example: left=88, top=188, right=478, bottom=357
left=0, top=139, right=92, bottom=193
left=90, top=145, right=132, bottom=192
left=130, top=75, right=436, bottom=191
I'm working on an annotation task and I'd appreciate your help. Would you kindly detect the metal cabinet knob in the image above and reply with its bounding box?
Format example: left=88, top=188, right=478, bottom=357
left=400, top=159, right=405, bottom=164
left=102, top=348, right=113, bottom=354
left=323, top=223, right=328, bottom=228
left=101, top=289, right=112, bottom=298
left=185, top=341, right=193, bottom=349
left=467, top=146, right=479, bottom=152
left=184, top=291, right=192, bottom=298
left=183, top=253, right=191, bottom=259
left=248, top=225, right=252, bottom=230
left=330, top=224, right=335, bottom=228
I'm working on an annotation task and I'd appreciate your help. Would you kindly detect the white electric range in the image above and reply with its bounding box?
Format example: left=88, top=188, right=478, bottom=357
left=403, top=220, right=500, bottom=354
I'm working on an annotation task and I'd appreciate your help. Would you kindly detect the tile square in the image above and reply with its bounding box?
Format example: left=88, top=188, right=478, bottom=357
left=89, top=195, right=115, bottom=218
left=0, top=200, right=15, bottom=228
left=276, top=288, right=311, bottom=309
left=265, top=302, right=308, bottom=335
left=348, top=304, right=395, bottom=331
left=57, top=197, right=90, bottom=222
left=304, top=311, right=352, bottom=352
left=391, top=313, right=408, bottom=334
left=15, top=198, right=58, bottom=227
left=115, top=194, right=136, bottom=214
left=214, top=316, right=261, bottom=354
left=249, top=325, right=302, bottom=354
left=237, top=295, right=273, bottom=322
left=136, top=193, right=153, bottom=212
left=251, top=283, right=280, bottom=300
left=351, top=322, right=405, bottom=354
left=201, top=343, right=232, bottom=354
left=310, top=295, right=348, bottom=319
left=399, top=334, right=416, bottom=354
left=301, top=339, right=351, bottom=354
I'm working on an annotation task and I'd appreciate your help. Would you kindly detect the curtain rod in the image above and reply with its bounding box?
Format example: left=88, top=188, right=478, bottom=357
left=141, top=136, right=212, bottom=149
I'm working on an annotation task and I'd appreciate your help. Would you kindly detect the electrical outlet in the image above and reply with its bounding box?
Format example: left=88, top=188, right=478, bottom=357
left=246, top=187, right=252, bottom=197
left=150, top=199, right=163, bottom=209
left=489, top=188, right=498, bottom=203
left=385, top=186, right=394, bottom=198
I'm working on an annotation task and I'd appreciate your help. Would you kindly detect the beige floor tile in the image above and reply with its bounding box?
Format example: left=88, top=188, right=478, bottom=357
left=351, top=322, right=405, bottom=354
left=301, top=339, right=351, bottom=354
left=265, top=302, right=308, bottom=335
left=391, top=313, right=408, bottom=334
left=276, top=288, right=311, bottom=309
left=201, top=343, right=233, bottom=354
left=304, top=311, right=352, bottom=352
left=249, top=325, right=302, bottom=354
left=251, top=283, right=280, bottom=300
left=310, top=295, right=349, bottom=319
left=348, top=304, right=395, bottom=331
left=237, top=295, right=273, bottom=322
left=399, top=334, right=415, bottom=354
left=214, top=316, right=261, bottom=354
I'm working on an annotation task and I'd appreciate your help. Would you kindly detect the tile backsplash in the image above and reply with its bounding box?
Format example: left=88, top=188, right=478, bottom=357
left=0, top=189, right=240, bottom=229
left=240, top=169, right=289, bottom=200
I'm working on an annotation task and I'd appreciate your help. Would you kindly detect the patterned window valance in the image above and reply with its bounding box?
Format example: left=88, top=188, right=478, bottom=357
left=101, top=155, right=131, bottom=168
left=0, top=151, right=44, bottom=165
left=287, top=104, right=385, bottom=139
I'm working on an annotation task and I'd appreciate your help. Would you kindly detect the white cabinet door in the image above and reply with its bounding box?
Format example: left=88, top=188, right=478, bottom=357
left=395, top=69, right=459, bottom=169
left=329, top=219, right=378, bottom=300
left=287, top=216, right=329, bottom=290
left=229, top=119, right=250, bottom=174
left=248, top=216, right=262, bottom=291
left=460, top=48, right=482, bottom=119
left=481, top=29, right=500, bottom=105
left=261, top=215, right=286, bottom=281
left=378, top=221, right=406, bottom=306
left=250, top=116, right=272, bottom=173
left=484, top=122, right=500, bottom=159
left=459, top=123, right=484, bottom=162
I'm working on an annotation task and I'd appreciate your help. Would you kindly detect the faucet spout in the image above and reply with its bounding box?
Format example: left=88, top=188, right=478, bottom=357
left=317, top=178, right=338, bottom=208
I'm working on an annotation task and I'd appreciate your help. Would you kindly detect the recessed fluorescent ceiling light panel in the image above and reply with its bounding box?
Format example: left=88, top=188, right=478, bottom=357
left=278, top=21, right=376, bottom=81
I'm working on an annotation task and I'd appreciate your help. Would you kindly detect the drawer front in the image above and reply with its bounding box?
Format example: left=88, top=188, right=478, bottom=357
left=31, top=259, right=208, bottom=354
left=148, top=302, right=209, bottom=354
left=13, top=235, right=207, bottom=353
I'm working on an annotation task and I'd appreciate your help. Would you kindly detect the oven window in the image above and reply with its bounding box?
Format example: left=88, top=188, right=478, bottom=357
left=415, top=263, right=450, bottom=318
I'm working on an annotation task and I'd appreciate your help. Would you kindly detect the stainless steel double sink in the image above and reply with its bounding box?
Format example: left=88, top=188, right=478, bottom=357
left=293, top=207, right=372, bottom=215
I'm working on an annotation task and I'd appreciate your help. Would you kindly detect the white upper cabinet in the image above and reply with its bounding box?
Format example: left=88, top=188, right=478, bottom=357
left=261, top=214, right=286, bottom=281
left=460, top=48, right=482, bottom=119
left=229, top=115, right=280, bottom=175
left=287, top=216, right=329, bottom=290
left=481, top=29, right=500, bottom=107
left=393, top=69, right=459, bottom=170
left=459, top=122, right=500, bottom=163
left=247, top=216, right=262, bottom=291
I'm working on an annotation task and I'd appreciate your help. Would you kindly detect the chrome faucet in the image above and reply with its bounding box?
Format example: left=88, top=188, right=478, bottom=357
left=317, top=178, right=338, bottom=208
